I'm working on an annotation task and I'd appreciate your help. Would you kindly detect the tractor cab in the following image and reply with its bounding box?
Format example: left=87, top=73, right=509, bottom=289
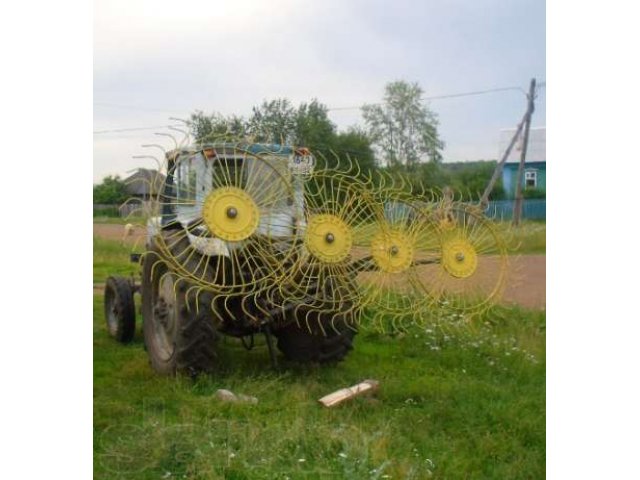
left=148, top=143, right=313, bottom=251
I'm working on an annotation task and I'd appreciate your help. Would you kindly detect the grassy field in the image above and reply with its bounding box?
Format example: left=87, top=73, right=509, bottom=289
left=93, top=237, right=139, bottom=283
left=496, top=221, right=546, bottom=255
left=94, top=239, right=545, bottom=479
left=93, top=215, right=131, bottom=225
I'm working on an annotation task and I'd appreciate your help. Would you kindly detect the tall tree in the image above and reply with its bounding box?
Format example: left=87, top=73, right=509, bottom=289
left=187, top=99, right=377, bottom=181
left=362, top=80, right=444, bottom=168
left=330, top=127, right=376, bottom=174
left=247, top=98, right=297, bottom=144
left=188, top=110, right=247, bottom=142
left=294, top=99, right=336, bottom=149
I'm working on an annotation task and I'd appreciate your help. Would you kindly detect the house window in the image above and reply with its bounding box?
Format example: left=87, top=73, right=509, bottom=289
left=525, top=170, right=537, bottom=188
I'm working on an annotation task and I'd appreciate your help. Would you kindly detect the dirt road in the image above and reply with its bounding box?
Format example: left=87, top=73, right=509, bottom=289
left=94, top=223, right=147, bottom=244
left=490, top=255, right=545, bottom=310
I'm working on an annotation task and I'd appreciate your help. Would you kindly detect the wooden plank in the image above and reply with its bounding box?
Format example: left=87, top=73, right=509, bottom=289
left=318, top=380, right=380, bottom=407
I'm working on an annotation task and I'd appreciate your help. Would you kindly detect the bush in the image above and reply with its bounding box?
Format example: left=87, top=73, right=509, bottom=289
left=93, top=175, right=128, bottom=204
left=93, top=205, right=120, bottom=217
left=523, top=188, right=546, bottom=199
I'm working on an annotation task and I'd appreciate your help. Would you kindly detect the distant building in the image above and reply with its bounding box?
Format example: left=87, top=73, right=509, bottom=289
left=499, top=127, right=546, bottom=199
left=123, top=168, right=166, bottom=200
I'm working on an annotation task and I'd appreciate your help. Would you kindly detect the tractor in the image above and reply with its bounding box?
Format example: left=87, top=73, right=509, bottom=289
left=104, top=142, right=359, bottom=375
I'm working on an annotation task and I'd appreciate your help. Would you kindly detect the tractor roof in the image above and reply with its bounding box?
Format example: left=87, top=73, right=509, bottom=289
left=166, top=142, right=303, bottom=159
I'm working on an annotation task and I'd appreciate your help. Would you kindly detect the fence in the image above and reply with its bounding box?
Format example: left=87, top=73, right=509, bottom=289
left=93, top=202, right=149, bottom=218
left=384, top=198, right=546, bottom=222
left=484, top=199, right=546, bottom=221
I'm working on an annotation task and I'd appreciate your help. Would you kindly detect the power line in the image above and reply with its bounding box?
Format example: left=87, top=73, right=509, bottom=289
left=93, top=124, right=183, bottom=134
left=93, top=82, right=546, bottom=135
left=94, top=102, right=187, bottom=114
left=327, top=85, right=530, bottom=111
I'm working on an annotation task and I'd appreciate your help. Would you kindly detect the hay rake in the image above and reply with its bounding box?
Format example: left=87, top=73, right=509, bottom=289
left=103, top=130, right=510, bottom=375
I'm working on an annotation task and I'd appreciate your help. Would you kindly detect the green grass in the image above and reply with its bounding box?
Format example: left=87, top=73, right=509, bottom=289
left=93, top=237, right=139, bottom=283
left=94, top=307, right=545, bottom=478
left=93, top=215, right=148, bottom=225
left=93, top=215, right=130, bottom=225
left=94, top=230, right=545, bottom=479
left=497, top=221, right=546, bottom=255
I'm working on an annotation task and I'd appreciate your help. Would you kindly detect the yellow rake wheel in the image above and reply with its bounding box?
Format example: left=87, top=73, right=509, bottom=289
left=357, top=192, right=442, bottom=333
left=152, top=142, right=300, bottom=301
left=273, top=169, right=383, bottom=333
left=432, top=201, right=508, bottom=316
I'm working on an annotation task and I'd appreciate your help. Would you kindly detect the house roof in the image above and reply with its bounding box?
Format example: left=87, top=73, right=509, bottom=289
left=123, top=168, right=166, bottom=196
left=499, top=126, right=545, bottom=163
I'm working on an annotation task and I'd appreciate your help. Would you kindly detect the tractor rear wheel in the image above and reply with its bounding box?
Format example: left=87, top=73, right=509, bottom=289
left=104, top=276, right=136, bottom=343
left=275, top=312, right=357, bottom=364
left=142, top=246, right=219, bottom=376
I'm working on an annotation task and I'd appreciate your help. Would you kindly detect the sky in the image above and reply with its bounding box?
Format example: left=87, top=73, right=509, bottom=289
left=93, top=0, right=545, bottom=182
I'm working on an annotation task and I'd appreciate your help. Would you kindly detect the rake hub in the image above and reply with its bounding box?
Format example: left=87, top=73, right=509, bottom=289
left=371, top=229, right=414, bottom=273
left=305, top=214, right=352, bottom=264
left=442, top=238, right=478, bottom=278
left=202, top=186, right=260, bottom=241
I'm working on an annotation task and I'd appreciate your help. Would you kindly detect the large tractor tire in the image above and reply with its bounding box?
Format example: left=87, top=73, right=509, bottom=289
left=104, top=276, right=136, bottom=343
left=275, top=312, right=357, bottom=364
left=142, top=246, right=219, bottom=376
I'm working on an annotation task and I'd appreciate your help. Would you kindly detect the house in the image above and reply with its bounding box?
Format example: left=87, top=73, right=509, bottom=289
left=123, top=168, right=166, bottom=200
left=499, top=126, right=546, bottom=199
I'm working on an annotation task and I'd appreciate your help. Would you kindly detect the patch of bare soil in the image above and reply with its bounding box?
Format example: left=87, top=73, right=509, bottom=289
left=358, top=255, right=545, bottom=310
left=93, top=223, right=146, bottom=245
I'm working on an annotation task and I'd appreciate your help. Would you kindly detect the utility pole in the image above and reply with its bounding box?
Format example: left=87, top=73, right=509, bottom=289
left=512, top=78, right=537, bottom=226
left=479, top=112, right=528, bottom=211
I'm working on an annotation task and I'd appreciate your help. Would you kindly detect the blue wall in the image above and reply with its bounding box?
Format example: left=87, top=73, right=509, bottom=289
left=502, top=161, right=546, bottom=199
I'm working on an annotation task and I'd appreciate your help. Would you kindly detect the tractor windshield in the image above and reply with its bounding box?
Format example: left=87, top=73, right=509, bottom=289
left=211, top=157, right=245, bottom=190
left=169, top=151, right=292, bottom=216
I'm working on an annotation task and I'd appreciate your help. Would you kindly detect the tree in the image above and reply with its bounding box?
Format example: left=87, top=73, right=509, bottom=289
left=294, top=99, right=336, bottom=150
left=442, top=161, right=505, bottom=200
left=93, top=175, right=128, bottom=204
left=247, top=98, right=297, bottom=144
left=362, top=80, right=444, bottom=168
left=330, top=128, right=376, bottom=175
left=187, top=98, right=377, bottom=181
left=412, top=160, right=506, bottom=201
left=188, top=110, right=247, bottom=142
